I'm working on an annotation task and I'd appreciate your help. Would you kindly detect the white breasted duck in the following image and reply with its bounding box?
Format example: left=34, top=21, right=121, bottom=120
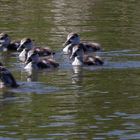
left=70, top=44, right=104, bottom=66
left=24, top=50, right=59, bottom=70
left=63, top=32, right=102, bottom=55
left=17, top=38, right=55, bottom=62
left=0, top=62, right=19, bottom=88
left=0, top=33, right=20, bottom=51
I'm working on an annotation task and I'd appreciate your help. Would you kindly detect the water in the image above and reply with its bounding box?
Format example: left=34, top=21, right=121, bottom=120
left=0, top=0, right=140, bottom=139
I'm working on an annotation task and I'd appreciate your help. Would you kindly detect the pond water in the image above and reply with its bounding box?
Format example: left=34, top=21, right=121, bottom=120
left=0, top=0, right=140, bottom=139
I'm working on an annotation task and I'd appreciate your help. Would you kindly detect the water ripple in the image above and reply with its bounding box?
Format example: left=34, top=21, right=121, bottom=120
left=10, top=82, right=60, bottom=94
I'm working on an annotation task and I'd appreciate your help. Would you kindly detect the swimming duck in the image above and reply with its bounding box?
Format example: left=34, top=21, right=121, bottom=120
left=70, top=44, right=104, bottom=66
left=0, top=33, right=20, bottom=51
left=0, top=62, right=19, bottom=88
left=24, top=50, right=59, bottom=70
left=17, top=38, right=55, bottom=62
left=63, top=32, right=102, bottom=55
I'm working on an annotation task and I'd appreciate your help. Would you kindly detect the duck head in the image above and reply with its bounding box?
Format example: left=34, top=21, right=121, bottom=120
left=64, top=32, right=80, bottom=46
left=24, top=50, right=41, bottom=70
left=0, top=33, right=11, bottom=49
left=63, top=33, right=80, bottom=54
left=17, top=38, right=33, bottom=52
left=25, top=50, right=39, bottom=65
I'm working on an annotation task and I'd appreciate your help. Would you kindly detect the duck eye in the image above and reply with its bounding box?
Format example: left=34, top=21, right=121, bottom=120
left=0, top=37, right=4, bottom=40
left=70, top=36, right=76, bottom=40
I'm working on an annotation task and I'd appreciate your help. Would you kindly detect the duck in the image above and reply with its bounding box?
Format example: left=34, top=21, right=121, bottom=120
left=24, top=50, right=59, bottom=70
left=17, top=38, right=55, bottom=62
left=63, top=32, right=102, bottom=55
left=70, top=44, right=104, bottom=66
left=0, top=62, right=19, bottom=88
left=0, top=32, right=20, bottom=51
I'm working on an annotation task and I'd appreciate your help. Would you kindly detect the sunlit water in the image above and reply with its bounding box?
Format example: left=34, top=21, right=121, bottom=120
left=0, top=0, right=140, bottom=140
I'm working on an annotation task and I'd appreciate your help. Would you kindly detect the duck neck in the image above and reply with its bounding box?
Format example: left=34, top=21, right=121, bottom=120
left=72, top=56, right=83, bottom=66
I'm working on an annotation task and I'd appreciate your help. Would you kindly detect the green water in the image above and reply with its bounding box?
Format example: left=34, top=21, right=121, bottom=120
left=0, top=0, right=140, bottom=139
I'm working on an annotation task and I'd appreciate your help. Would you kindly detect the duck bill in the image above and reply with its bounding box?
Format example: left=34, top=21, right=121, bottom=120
left=70, top=46, right=80, bottom=60
left=63, top=39, right=71, bottom=46
left=25, top=56, right=32, bottom=64
left=70, top=49, right=78, bottom=60
left=17, top=43, right=24, bottom=52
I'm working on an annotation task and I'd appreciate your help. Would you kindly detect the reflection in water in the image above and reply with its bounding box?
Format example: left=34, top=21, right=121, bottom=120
left=72, top=66, right=83, bottom=84
left=26, top=69, right=39, bottom=82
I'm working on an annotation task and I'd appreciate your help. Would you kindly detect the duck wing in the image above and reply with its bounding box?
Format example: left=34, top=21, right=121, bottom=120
left=83, top=42, right=101, bottom=52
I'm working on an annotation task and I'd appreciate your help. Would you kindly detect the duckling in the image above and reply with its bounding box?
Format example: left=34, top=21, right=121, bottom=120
left=70, top=44, right=104, bottom=66
left=0, top=62, right=19, bottom=88
left=17, top=38, right=55, bottom=62
left=24, top=50, right=59, bottom=70
left=17, top=38, right=55, bottom=54
left=63, top=32, right=102, bottom=55
left=0, top=33, right=20, bottom=51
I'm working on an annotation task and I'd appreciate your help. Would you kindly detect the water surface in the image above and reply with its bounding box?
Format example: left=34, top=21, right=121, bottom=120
left=0, top=0, right=140, bottom=139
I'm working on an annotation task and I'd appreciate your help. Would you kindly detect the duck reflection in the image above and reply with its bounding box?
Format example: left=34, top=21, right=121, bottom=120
left=72, top=66, right=83, bottom=84
left=26, top=69, right=39, bottom=82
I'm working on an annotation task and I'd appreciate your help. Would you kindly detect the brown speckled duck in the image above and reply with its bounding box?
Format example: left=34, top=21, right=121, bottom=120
left=70, top=43, right=104, bottom=66
left=63, top=32, right=102, bottom=55
left=24, top=50, right=59, bottom=70
left=17, top=38, right=55, bottom=62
